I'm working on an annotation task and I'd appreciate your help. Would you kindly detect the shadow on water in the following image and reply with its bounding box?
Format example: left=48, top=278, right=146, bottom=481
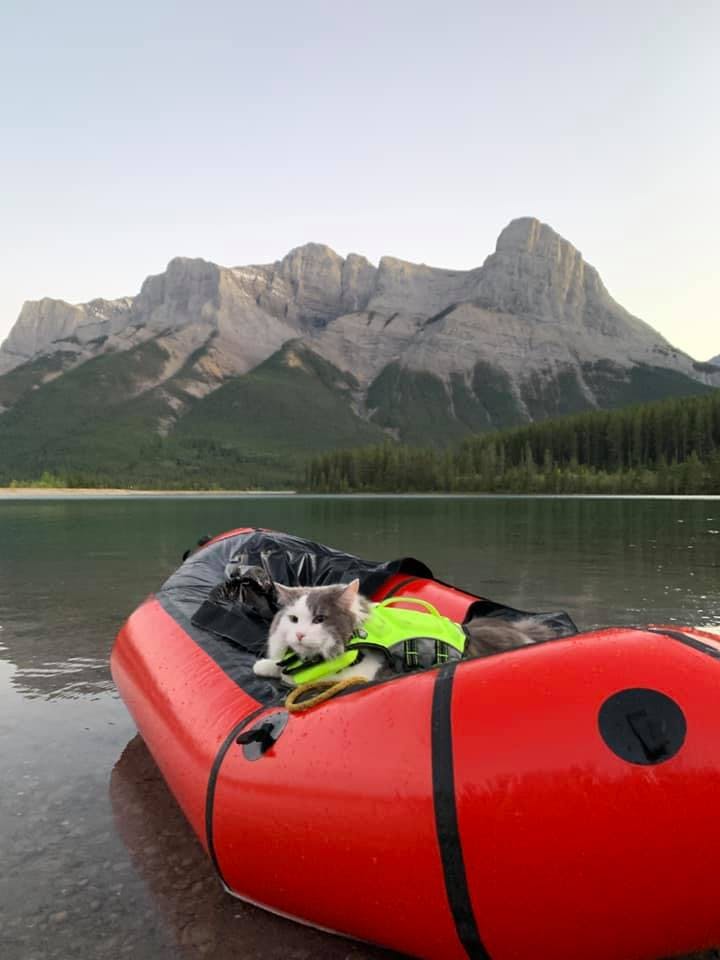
left=110, top=735, right=400, bottom=960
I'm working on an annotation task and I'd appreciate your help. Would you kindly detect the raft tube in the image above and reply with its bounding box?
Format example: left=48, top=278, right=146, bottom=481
left=111, top=527, right=720, bottom=960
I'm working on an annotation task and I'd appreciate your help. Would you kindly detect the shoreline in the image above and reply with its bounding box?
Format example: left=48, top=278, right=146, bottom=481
left=1, top=487, right=719, bottom=500
left=0, top=487, right=297, bottom=498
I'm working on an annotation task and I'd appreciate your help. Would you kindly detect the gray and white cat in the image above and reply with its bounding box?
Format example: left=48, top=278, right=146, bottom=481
left=252, top=579, right=552, bottom=683
left=252, top=580, right=373, bottom=681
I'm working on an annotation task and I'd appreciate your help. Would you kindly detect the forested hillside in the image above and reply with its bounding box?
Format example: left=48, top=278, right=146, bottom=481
left=305, top=390, right=720, bottom=494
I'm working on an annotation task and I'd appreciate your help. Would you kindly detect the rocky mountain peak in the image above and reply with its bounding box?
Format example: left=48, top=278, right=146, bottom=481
left=475, top=217, right=609, bottom=327
left=280, top=241, right=341, bottom=264
left=277, top=242, right=343, bottom=283
left=0, top=299, right=83, bottom=368
left=134, top=257, right=221, bottom=331
left=249, top=243, right=378, bottom=327
left=275, top=243, right=345, bottom=324
left=495, top=216, right=573, bottom=256
left=2, top=218, right=717, bottom=407
left=0, top=295, right=135, bottom=375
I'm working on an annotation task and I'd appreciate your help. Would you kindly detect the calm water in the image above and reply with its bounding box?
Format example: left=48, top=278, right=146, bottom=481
left=1, top=495, right=719, bottom=960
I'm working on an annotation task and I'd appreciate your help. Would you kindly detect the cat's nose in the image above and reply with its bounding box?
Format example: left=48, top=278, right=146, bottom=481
left=296, top=631, right=305, bottom=642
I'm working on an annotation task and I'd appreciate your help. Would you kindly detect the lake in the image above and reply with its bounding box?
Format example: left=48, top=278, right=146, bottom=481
left=1, top=495, right=719, bottom=960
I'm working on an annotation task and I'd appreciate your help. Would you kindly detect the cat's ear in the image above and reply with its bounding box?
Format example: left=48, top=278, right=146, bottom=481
left=338, top=578, right=360, bottom=610
left=274, top=583, right=296, bottom=606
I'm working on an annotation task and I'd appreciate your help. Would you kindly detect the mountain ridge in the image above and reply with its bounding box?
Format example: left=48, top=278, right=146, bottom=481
left=3, top=217, right=713, bottom=386
left=1, top=217, right=718, bottom=486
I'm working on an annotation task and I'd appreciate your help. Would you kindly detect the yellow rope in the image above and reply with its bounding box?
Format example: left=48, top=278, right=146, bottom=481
left=285, top=676, right=369, bottom=713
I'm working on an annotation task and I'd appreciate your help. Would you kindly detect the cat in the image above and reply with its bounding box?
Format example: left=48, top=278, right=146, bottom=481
left=251, top=579, right=553, bottom=684
left=252, top=580, right=372, bottom=681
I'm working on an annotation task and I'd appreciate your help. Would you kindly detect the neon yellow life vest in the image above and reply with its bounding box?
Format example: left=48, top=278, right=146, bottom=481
left=278, top=597, right=466, bottom=685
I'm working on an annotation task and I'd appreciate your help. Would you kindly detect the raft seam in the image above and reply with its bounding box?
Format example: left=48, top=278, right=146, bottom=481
left=645, top=627, right=720, bottom=660
left=431, top=660, right=491, bottom=960
left=205, top=705, right=268, bottom=886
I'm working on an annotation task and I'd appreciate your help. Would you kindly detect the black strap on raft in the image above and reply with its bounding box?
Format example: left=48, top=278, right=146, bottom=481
left=205, top=705, right=268, bottom=881
left=431, top=662, right=492, bottom=959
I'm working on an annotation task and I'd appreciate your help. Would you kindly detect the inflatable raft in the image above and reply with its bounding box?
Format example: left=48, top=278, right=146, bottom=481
left=111, top=527, right=720, bottom=960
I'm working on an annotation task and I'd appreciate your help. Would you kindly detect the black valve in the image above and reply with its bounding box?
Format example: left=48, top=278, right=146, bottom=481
left=598, top=688, right=686, bottom=765
left=236, top=711, right=289, bottom=760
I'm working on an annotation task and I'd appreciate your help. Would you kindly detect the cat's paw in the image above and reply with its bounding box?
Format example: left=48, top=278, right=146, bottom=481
left=253, top=658, right=282, bottom=678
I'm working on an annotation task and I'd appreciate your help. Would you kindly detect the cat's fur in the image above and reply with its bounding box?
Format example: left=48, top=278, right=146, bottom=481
left=252, top=579, right=553, bottom=683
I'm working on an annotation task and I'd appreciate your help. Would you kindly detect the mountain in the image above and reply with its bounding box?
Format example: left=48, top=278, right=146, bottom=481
left=710, top=355, right=720, bottom=367
left=1, top=218, right=718, bottom=487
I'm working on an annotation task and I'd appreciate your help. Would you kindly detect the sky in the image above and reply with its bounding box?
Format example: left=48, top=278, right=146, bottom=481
left=1, top=0, right=718, bottom=360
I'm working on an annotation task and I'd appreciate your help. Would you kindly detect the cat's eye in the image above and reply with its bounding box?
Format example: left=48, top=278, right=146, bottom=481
left=312, top=615, right=325, bottom=624
left=288, top=614, right=298, bottom=623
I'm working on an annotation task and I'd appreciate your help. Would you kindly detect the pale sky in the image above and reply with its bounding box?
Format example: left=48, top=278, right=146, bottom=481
left=2, top=0, right=718, bottom=360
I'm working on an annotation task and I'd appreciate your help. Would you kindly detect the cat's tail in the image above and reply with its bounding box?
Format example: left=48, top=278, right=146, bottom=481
left=505, top=617, right=556, bottom=644
left=463, top=616, right=555, bottom=658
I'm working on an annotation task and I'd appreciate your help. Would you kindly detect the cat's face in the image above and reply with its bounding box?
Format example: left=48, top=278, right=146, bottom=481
left=270, top=580, right=362, bottom=661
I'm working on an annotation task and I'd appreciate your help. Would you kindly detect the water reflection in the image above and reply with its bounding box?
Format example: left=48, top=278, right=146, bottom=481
left=13, top=656, right=114, bottom=700
left=110, top=735, right=398, bottom=959
left=0, top=609, right=118, bottom=700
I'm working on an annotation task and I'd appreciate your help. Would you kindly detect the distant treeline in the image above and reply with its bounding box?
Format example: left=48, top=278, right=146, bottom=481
left=305, top=390, right=720, bottom=494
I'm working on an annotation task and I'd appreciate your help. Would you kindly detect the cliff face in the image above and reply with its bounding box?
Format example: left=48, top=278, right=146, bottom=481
left=306, top=218, right=713, bottom=396
left=0, top=296, right=134, bottom=375
left=1, top=218, right=717, bottom=438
